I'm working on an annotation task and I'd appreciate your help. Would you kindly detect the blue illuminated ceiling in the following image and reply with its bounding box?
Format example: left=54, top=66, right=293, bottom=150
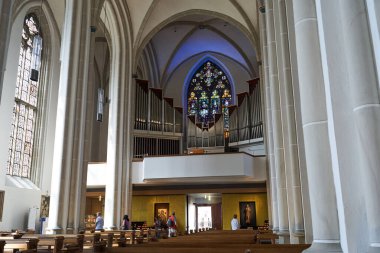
left=146, top=14, right=258, bottom=87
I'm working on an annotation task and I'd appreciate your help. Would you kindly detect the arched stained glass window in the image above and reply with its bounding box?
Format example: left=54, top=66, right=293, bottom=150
left=7, top=13, right=43, bottom=178
left=187, top=61, right=232, bottom=129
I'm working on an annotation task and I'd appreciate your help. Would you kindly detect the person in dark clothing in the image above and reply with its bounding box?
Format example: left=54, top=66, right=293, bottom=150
left=122, top=214, right=130, bottom=230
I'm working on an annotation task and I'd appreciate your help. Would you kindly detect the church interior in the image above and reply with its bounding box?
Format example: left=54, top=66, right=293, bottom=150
left=0, top=0, right=380, bottom=253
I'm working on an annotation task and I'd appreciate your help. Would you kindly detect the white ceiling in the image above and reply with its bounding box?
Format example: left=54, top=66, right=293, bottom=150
left=146, top=14, right=258, bottom=89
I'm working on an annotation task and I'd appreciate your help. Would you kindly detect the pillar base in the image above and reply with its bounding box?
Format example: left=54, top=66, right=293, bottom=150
left=368, top=244, right=380, bottom=253
left=303, top=242, right=342, bottom=253
left=45, top=227, right=62, bottom=234
left=277, top=230, right=290, bottom=244
left=291, top=231, right=305, bottom=244
left=66, top=227, right=74, bottom=234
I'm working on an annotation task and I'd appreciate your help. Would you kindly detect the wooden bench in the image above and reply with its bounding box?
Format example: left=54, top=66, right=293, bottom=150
left=2, top=238, right=39, bottom=253
left=84, top=233, right=107, bottom=252
left=23, top=234, right=83, bottom=253
left=109, top=230, right=310, bottom=253
left=256, top=232, right=279, bottom=244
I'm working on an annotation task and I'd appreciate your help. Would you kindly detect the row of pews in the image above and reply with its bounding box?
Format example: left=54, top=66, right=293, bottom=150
left=0, top=228, right=310, bottom=253
left=0, top=228, right=158, bottom=253
left=108, top=229, right=311, bottom=253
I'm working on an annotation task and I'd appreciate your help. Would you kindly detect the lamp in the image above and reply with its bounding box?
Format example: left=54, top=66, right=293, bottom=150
left=98, top=195, right=102, bottom=202
left=30, top=1, right=43, bottom=81
left=96, top=4, right=109, bottom=122
left=97, top=88, right=104, bottom=122
left=30, top=35, right=42, bottom=81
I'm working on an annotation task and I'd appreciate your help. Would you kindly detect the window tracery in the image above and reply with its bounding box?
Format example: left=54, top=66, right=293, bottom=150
left=7, top=14, right=43, bottom=178
left=187, top=61, right=232, bottom=130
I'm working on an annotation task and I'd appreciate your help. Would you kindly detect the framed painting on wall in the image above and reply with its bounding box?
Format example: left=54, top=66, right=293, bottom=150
left=239, top=201, right=256, bottom=228
left=154, top=203, right=169, bottom=225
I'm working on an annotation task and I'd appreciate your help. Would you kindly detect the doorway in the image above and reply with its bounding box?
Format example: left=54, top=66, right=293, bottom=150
left=188, top=193, right=222, bottom=231
left=195, top=203, right=222, bottom=230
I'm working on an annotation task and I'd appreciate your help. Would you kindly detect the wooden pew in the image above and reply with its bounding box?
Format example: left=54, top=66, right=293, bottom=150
left=23, top=234, right=83, bottom=253
left=106, top=231, right=128, bottom=247
left=108, top=230, right=310, bottom=253
left=83, top=233, right=107, bottom=252
left=34, top=235, right=64, bottom=253
left=62, top=234, right=84, bottom=253
left=254, top=229, right=278, bottom=244
left=256, top=233, right=278, bottom=244
left=0, top=240, right=5, bottom=253
left=3, top=238, right=39, bottom=253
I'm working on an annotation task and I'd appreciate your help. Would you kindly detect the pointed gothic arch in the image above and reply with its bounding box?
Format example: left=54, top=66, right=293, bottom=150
left=183, top=56, right=235, bottom=130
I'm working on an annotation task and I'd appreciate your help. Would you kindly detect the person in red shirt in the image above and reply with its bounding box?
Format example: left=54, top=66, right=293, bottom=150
left=167, top=211, right=177, bottom=237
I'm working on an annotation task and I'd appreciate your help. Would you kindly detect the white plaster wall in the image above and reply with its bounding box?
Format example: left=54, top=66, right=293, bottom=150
left=235, top=0, right=257, bottom=35
left=131, top=161, right=144, bottom=184
left=188, top=196, right=196, bottom=231
left=138, top=0, right=251, bottom=48
left=0, top=9, right=24, bottom=188
left=46, top=0, right=65, bottom=34
left=0, top=187, right=41, bottom=231
left=89, top=155, right=265, bottom=186
left=143, top=153, right=265, bottom=181
left=238, top=143, right=265, bottom=156
left=87, top=163, right=108, bottom=187
left=125, top=0, right=154, bottom=43
left=165, top=53, right=252, bottom=107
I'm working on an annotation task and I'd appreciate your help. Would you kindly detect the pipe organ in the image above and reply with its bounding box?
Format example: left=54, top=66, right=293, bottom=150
left=134, top=79, right=149, bottom=130
left=187, top=113, right=225, bottom=148
left=133, top=79, right=183, bottom=158
left=249, top=79, right=263, bottom=140
left=186, top=79, right=263, bottom=149
left=150, top=88, right=163, bottom=131
left=229, top=78, right=263, bottom=144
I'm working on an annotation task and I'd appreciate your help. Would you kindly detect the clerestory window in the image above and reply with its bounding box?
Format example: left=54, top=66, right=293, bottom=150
left=6, top=13, right=43, bottom=178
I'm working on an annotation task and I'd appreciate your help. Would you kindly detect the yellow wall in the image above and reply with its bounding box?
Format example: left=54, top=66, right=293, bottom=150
left=222, top=193, right=268, bottom=230
left=132, top=195, right=186, bottom=233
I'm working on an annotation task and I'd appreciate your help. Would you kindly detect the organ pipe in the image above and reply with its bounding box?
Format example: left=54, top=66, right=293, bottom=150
left=164, top=97, right=174, bottom=132
left=228, top=106, right=238, bottom=143
left=237, top=92, right=250, bottom=141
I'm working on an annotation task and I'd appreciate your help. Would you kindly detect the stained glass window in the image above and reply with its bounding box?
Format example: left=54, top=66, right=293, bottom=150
left=187, top=61, right=232, bottom=130
left=7, top=14, right=43, bottom=178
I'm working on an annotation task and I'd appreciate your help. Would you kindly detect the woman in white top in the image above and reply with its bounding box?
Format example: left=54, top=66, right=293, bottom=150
left=231, top=214, right=240, bottom=230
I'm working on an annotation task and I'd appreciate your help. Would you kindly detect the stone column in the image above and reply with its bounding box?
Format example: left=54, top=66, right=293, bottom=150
left=265, top=0, right=289, bottom=237
left=275, top=0, right=305, bottom=243
left=292, top=0, right=343, bottom=252
left=259, top=3, right=279, bottom=231
left=338, top=0, right=380, bottom=251
left=103, top=1, right=131, bottom=229
left=0, top=0, right=13, bottom=103
left=48, top=0, right=97, bottom=234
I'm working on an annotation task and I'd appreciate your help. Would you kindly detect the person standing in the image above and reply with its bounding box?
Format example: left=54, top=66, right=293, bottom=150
left=167, top=211, right=177, bottom=237
left=122, top=214, right=130, bottom=230
left=95, top=212, right=104, bottom=231
left=231, top=214, right=240, bottom=230
left=154, top=216, right=162, bottom=238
